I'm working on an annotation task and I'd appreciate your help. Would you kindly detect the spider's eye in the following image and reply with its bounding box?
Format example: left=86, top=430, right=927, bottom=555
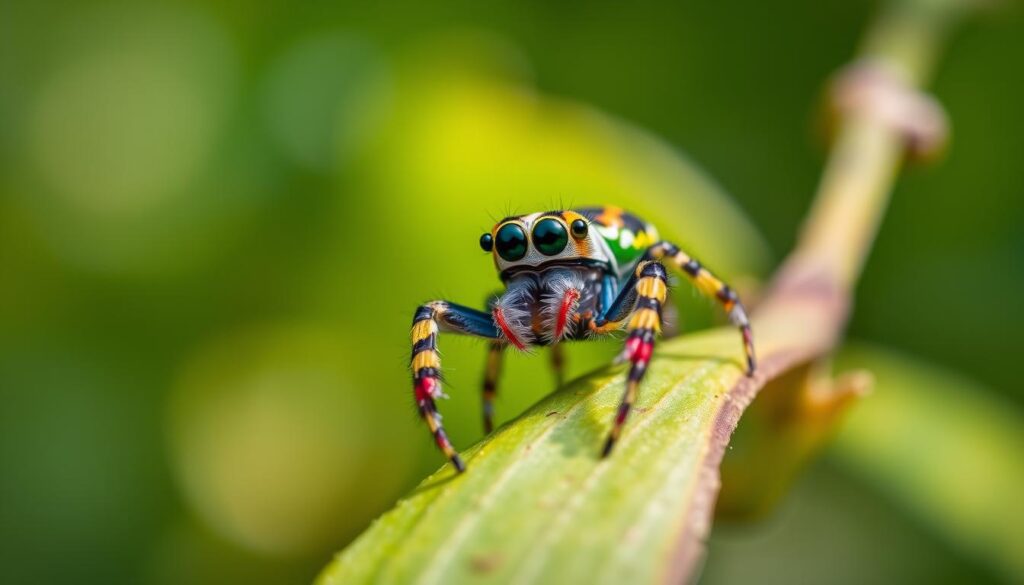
left=532, top=218, right=568, bottom=256
left=495, top=223, right=527, bottom=261
left=570, top=219, right=589, bottom=239
left=479, top=232, right=493, bottom=252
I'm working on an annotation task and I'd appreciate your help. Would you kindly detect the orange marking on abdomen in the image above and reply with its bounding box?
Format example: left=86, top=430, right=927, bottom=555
left=596, top=206, right=624, bottom=227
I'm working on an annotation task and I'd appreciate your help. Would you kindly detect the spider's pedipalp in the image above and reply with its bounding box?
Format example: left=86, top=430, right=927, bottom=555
left=491, top=278, right=535, bottom=350
left=539, top=269, right=586, bottom=343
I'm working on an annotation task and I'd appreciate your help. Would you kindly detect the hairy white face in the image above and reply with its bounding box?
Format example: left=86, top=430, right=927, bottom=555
left=481, top=211, right=612, bottom=275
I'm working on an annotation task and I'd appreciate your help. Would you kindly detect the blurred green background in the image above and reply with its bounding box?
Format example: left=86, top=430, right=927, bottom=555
left=1, top=1, right=1022, bottom=584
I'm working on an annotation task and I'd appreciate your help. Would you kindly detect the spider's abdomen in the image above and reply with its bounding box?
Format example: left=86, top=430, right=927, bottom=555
left=576, top=206, right=660, bottom=276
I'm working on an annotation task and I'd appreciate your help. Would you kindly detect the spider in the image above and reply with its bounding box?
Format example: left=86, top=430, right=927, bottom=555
left=410, top=206, right=756, bottom=472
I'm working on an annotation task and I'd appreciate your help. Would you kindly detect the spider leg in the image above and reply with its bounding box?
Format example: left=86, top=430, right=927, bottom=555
left=645, top=241, right=756, bottom=375
left=411, top=301, right=500, bottom=472
left=550, top=344, right=566, bottom=387
left=481, top=340, right=504, bottom=434
left=590, top=260, right=669, bottom=457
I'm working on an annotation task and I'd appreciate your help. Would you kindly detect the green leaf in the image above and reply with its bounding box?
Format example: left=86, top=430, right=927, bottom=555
left=317, top=1, right=977, bottom=581
left=317, top=328, right=752, bottom=585
left=317, top=280, right=837, bottom=585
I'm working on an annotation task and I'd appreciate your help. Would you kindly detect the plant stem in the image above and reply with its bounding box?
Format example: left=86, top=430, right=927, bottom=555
left=793, top=0, right=961, bottom=288
left=713, top=0, right=970, bottom=546
left=318, top=3, right=974, bottom=584
left=669, top=0, right=971, bottom=578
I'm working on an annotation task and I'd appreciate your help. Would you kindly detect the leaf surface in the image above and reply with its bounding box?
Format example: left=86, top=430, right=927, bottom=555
left=319, top=285, right=833, bottom=585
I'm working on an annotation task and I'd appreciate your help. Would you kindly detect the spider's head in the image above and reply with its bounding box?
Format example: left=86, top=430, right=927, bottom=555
left=480, top=210, right=607, bottom=277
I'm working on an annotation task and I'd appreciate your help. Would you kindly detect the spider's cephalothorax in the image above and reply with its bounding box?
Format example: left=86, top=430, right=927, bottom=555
left=410, top=206, right=756, bottom=472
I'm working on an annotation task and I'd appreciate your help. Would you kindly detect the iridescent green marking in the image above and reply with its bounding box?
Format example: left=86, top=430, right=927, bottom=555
left=595, top=223, right=660, bottom=269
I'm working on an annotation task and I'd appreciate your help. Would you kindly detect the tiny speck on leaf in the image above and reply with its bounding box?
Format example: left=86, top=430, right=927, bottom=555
left=469, top=552, right=504, bottom=574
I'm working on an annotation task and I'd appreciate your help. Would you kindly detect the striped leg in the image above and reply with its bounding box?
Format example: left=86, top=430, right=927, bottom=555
left=411, top=301, right=500, bottom=472
left=591, top=260, right=669, bottom=457
left=645, top=241, right=756, bottom=375
left=481, top=340, right=504, bottom=434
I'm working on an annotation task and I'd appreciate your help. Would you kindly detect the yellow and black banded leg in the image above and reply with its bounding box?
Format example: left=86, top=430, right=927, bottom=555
left=645, top=241, right=756, bottom=375
left=481, top=340, right=505, bottom=434
left=590, top=260, right=669, bottom=457
left=411, top=300, right=501, bottom=472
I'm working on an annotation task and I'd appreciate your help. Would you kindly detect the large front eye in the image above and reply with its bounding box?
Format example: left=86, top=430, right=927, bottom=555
left=532, top=218, right=568, bottom=256
left=495, top=223, right=527, bottom=261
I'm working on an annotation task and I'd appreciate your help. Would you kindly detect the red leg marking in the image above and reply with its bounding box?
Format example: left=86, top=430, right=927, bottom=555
left=414, top=376, right=438, bottom=403
left=493, top=307, right=527, bottom=350
left=554, top=289, right=580, bottom=340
